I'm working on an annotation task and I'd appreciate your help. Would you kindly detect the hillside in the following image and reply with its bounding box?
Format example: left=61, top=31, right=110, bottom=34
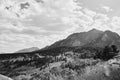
left=1, top=49, right=120, bottom=80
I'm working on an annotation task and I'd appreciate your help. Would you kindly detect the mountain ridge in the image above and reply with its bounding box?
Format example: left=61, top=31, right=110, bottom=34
left=48, top=29, right=120, bottom=49
left=2, top=29, right=120, bottom=54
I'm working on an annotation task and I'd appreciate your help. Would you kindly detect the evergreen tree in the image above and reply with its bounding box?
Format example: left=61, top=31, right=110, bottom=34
left=102, top=45, right=119, bottom=60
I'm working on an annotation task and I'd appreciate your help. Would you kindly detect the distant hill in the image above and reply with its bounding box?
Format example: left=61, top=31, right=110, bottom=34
left=15, top=47, right=39, bottom=53
left=48, top=29, right=120, bottom=49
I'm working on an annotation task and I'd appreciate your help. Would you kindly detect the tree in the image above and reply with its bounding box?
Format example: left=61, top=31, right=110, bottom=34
left=102, top=45, right=119, bottom=60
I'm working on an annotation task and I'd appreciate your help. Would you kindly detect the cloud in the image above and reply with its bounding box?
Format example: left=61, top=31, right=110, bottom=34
left=0, top=0, right=42, bottom=19
left=0, top=31, right=66, bottom=52
left=82, top=9, right=120, bottom=34
left=102, top=6, right=113, bottom=12
left=0, top=0, right=120, bottom=53
left=0, top=0, right=81, bottom=52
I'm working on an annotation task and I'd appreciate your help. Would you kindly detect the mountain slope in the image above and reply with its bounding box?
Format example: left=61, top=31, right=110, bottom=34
left=48, top=29, right=120, bottom=49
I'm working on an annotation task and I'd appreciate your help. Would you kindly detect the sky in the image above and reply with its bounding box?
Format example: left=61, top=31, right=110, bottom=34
left=0, top=0, right=120, bottom=53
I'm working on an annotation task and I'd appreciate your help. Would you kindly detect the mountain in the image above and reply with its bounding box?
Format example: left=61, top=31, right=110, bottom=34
left=15, top=47, right=39, bottom=53
left=48, top=29, right=120, bottom=49
left=1, top=29, right=120, bottom=80
left=14, top=29, right=120, bottom=53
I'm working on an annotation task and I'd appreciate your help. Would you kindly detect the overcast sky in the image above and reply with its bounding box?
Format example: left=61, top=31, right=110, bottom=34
left=0, top=0, right=120, bottom=53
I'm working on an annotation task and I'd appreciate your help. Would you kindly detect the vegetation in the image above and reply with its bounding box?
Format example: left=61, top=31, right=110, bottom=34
left=0, top=44, right=120, bottom=80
